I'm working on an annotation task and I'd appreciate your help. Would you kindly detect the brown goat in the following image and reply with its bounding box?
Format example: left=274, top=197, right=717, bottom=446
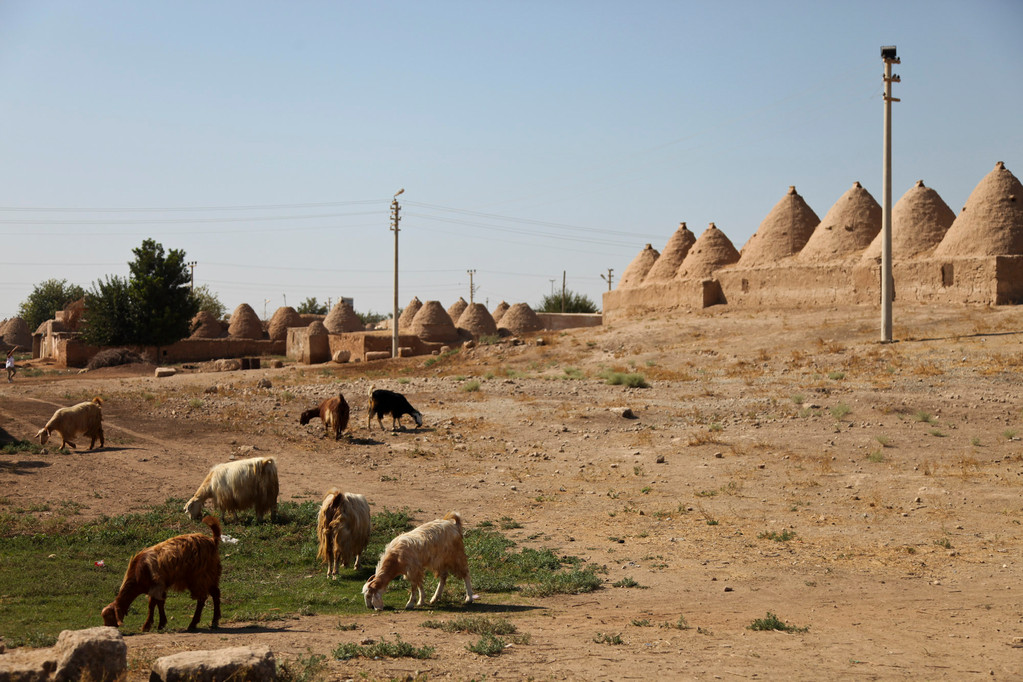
left=101, top=516, right=222, bottom=632
left=300, top=393, right=350, bottom=440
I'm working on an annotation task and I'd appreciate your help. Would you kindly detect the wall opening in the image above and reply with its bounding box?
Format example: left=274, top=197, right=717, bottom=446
left=941, top=263, right=954, bottom=288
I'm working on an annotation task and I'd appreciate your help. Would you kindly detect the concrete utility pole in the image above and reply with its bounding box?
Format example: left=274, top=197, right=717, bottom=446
left=881, top=46, right=900, bottom=343
left=561, top=271, right=566, bottom=313
left=467, top=269, right=477, bottom=303
left=187, top=261, right=197, bottom=291
left=391, top=189, right=404, bottom=358
left=600, top=268, right=614, bottom=292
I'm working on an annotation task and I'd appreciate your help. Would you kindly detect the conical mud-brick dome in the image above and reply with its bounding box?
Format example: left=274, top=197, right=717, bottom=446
left=190, top=311, right=226, bottom=339
left=862, top=180, right=955, bottom=261
left=798, top=182, right=882, bottom=263
left=492, top=301, right=510, bottom=324
left=307, top=320, right=327, bottom=336
left=934, top=162, right=1023, bottom=258
left=498, top=303, right=542, bottom=335
left=618, top=244, right=660, bottom=289
left=456, top=302, right=498, bottom=339
left=738, top=186, right=820, bottom=267
left=676, top=223, right=740, bottom=280
left=643, top=222, right=696, bottom=283
left=228, top=303, right=264, bottom=339
left=398, top=297, right=422, bottom=330
left=410, top=300, right=459, bottom=342
left=324, top=300, right=363, bottom=334
left=268, top=306, right=303, bottom=341
left=447, top=297, right=468, bottom=322
left=1, top=317, right=31, bottom=348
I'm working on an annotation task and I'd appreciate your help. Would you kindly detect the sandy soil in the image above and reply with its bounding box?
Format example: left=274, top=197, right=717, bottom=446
left=2, top=302, right=1023, bottom=680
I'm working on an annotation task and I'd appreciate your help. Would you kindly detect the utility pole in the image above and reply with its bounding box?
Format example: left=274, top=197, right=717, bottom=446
left=561, top=271, right=566, bottom=313
left=881, top=46, right=900, bottom=343
left=600, top=268, right=614, bottom=292
left=391, top=188, right=404, bottom=358
left=187, top=261, right=197, bottom=291
left=549, top=279, right=556, bottom=296
left=467, top=269, right=477, bottom=303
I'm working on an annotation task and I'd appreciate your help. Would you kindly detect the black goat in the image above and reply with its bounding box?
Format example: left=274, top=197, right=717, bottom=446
left=367, top=386, right=423, bottom=431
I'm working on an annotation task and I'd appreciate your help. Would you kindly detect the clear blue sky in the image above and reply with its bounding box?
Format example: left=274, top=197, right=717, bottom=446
left=1, top=1, right=1020, bottom=320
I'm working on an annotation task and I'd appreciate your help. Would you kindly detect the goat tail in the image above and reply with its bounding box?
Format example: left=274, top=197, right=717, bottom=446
left=203, top=515, right=222, bottom=544
left=368, top=384, right=376, bottom=397
left=443, top=511, right=463, bottom=534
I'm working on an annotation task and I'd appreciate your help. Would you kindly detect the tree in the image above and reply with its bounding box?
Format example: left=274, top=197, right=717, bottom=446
left=18, top=279, right=85, bottom=330
left=81, top=276, right=134, bottom=346
left=81, top=239, right=197, bottom=348
left=191, top=284, right=226, bottom=319
left=535, top=289, right=599, bottom=314
left=296, top=297, right=328, bottom=315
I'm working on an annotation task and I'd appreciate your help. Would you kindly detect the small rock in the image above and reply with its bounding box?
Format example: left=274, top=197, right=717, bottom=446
left=656, top=455, right=665, bottom=464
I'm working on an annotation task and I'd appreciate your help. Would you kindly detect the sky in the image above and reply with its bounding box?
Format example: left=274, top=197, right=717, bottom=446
left=1, top=1, right=1021, bottom=321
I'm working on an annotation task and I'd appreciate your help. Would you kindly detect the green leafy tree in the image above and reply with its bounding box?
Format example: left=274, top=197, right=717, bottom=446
left=126, top=239, right=197, bottom=347
left=18, top=279, right=85, bottom=330
left=296, top=297, right=328, bottom=315
left=190, top=284, right=226, bottom=319
left=81, top=239, right=198, bottom=347
left=535, top=290, right=599, bottom=314
left=81, top=276, right=134, bottom=346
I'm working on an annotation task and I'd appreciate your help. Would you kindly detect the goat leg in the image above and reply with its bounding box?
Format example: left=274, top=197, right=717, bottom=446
left=209, top=586, right=221, bottom=629
left=142, top=598, right=157, bottom=632
left=429, top=573, right=448, bottom=605
left=187, top=595, right=206, bottom=631
left=462, top=575, right=475, bottom=605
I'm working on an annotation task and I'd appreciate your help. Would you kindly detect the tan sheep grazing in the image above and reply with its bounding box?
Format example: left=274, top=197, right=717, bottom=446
left=362, top=512, right=476, bottom=610
left=184, top=456, right=279, bottom=523
left=36, top=397, right=104, bottom=450
left=316, top=489, right=371, bottom=578
left=101, top=515, right=222, bottom=632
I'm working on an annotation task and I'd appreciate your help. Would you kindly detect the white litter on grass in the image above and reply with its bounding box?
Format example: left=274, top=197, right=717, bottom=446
left=471, top=594, right=480, bottom=601
left=221, top=534, right=239, bottom=544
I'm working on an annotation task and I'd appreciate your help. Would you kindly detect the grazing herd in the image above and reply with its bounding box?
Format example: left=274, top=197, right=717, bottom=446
left=34, top=384, right=467, bottom=632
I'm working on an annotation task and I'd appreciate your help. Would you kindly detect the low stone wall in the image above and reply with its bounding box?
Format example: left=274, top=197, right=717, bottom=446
left=536, top=312, right=603, bottom=331
left=602, top=279, right=723, bottom=322
left=605, top=255, right=1023, bottom=320
left=51, top=336, right=285, bottom=368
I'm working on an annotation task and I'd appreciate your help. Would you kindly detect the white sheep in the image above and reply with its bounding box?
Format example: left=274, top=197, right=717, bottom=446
left=316, top=489, right=371, bottom=578
left=362, top=511, right=476, bottom=610
left=184, top=456, right=279, bottom=523
left=36, top=397, right=104, bottom=450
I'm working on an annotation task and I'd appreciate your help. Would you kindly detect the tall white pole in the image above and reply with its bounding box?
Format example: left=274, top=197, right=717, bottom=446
left=881, top=47, right=900, bottom=343
left=391, top=189, right=404, bottom=358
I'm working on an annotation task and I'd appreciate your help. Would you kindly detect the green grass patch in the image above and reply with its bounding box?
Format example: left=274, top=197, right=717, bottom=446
left=594, top=632, right=624, bottom=645
left=0, top=439, right=45, bottom=456
left=830, top=403, right=851, bottom=419
left=758, top=529, right=797, bottom=542
left=461, top=380, right=481, bottom=393
left=747, top=612, right=809, bottom=633
left=333, top=635, right=434, bottom=661
left=0, top=500, right=599, bottom=646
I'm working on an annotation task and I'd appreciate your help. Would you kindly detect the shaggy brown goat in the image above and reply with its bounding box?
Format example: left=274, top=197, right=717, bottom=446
left=101, top=515, right=222, bottom=632
left=300, top=393, right=350, bottom=440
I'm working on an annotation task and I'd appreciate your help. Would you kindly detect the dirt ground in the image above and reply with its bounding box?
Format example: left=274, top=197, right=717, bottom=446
left=2, top=302, right=1023, bottom=680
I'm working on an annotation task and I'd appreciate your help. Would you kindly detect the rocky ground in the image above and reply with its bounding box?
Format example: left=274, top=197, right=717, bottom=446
left=2, top=301, right=1022, bottom=680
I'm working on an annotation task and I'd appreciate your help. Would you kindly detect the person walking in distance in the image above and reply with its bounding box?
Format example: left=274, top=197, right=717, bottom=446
left=6, top=346, right=17, bottom=382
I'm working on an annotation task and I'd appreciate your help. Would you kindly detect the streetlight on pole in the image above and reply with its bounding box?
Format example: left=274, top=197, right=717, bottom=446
left=391, top=188, right=404, bottom=358
left=187, top=261, right=197, bottom=291
left=880, top=46, right=900, bottom=343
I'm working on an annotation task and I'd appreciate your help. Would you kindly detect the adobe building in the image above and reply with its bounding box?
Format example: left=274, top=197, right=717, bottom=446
left=605, top=162, right=1023, bottom=320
